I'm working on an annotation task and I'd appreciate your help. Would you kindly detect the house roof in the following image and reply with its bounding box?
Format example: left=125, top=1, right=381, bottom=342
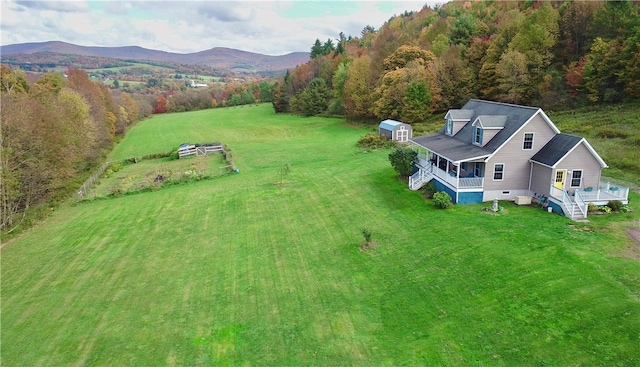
left=412, top=99, right=550, bottom=159
left=379, top=119, right=408, bottom=131
left=530, top=133, right=608, bottom=168
left=446, top=109, right=474, bottom=120
left=412, top=133, right=492, bottom=163
left=474, top=115, right=507, bottom=129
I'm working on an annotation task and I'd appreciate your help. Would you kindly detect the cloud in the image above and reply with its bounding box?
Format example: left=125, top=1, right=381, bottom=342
left=14, top=0, right=89, bottom=13
left=197, top=2, right=255, bottom=22
left=1, top=0, right=431, bottom=55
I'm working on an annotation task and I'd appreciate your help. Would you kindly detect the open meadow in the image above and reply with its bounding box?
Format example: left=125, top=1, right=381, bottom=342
left=2, top=104, right=640, bottom=366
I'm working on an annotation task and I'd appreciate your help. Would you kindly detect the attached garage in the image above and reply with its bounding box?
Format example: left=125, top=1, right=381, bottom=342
left=379, top=119, right=412, bottom=142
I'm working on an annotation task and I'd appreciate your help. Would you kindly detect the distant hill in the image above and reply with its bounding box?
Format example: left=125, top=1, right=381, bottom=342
left=0, top=41, right=309, bottom=72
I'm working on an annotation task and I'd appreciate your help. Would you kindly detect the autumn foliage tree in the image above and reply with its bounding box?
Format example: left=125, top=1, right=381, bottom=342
left=1, top=67, right=139, bottom=234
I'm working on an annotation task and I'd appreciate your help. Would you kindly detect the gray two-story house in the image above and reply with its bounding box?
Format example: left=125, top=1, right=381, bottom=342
left=408, top=99, right=628, bottom=219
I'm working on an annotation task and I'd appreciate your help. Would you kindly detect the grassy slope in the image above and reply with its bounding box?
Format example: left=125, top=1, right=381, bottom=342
left=2, top=104, right=639, bottom=366
left=547, top=103, right=640, bottom=183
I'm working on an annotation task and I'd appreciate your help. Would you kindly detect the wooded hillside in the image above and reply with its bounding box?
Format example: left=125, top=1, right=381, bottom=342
left=1, top=66, right=141, bottom=234
left=273, top=0, right=640, bottom=121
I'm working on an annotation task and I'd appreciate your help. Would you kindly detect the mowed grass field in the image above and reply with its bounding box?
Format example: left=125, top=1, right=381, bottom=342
left=2, top=104, right=640, bottom=366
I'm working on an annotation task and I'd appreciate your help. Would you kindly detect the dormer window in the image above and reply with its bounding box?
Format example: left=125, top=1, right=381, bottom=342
left=473, top=126, right=483, bottom=145
left=471, top=115, right=506, bottom=147
left=445, top=119, right=454, bottom=135
left=444, top=109, right=474, bottom=136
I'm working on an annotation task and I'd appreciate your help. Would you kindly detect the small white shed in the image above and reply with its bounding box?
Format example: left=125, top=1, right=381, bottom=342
left=379, top=119, right=412, bottom=142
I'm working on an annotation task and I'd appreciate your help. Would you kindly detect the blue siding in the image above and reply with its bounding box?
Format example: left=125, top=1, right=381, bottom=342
left=432, top=178, right=483, bottom=204
left=457, top=191, right=483, bottom=204
left=433, top=179, right=457, bottom=203
left=547, top=200, right=563, bottom=215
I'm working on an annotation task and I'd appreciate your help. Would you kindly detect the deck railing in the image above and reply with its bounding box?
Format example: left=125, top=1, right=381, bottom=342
left=575, top=181, right=629, bottom=203
left=598, top=181, right=629, bottom=201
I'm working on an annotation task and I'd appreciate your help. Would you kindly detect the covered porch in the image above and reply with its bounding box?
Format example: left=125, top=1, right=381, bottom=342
left=410, top=142, right=486, bottom=191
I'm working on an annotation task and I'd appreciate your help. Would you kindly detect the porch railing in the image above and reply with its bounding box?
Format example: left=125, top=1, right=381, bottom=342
left=409, top=164, right=433, bottom=190
left=431, top=165, right=484, bottom=189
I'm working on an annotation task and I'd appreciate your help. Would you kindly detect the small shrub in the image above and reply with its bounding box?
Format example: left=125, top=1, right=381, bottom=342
left=599, top=205, right=612, bottom=213
left=433, top=191, right=452, bottom=209
left=620, top=205, right=633, bottom=213
left=122, top=157, right=138, bottom=165
left=587, top=202, right=598, bottom=213
left=361, top=228, right=372, bottom=243
left=596, top=127, right=628, bottom=139
left=358, top=133, right=396, bottom=149
left=108, top=161, right=123, bottom=173
left=607, top=200, right=623, bottom=212
left=420, top=181, right=437, bottom=199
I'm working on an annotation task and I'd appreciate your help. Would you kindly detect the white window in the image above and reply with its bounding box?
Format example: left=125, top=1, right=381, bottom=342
left=493, top=163, right=504, bottom=181
left=570, top=170, right=582, bottom=187
left=473, top=126, right=483, bottom=145
left=473, top=162, right=483, bottom=177
left=445, top=119, right=454, bottom=135
left=523, top=133, right=534, bottom=150
left=397, top=126, right=408, bottom=142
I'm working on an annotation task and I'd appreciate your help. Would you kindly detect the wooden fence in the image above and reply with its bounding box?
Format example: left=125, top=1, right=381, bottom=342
left=77, top=161, right=110, bottom=200
left=77, top=142, right=236, bottom=201
left=178, top=144, right=223, bottom=159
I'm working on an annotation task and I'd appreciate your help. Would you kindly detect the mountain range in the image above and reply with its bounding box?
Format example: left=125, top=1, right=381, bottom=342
left=0, top=41, right=310, bottom=72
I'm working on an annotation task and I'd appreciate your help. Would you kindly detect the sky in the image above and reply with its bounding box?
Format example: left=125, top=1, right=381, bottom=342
left=1, top=0, right=439, bottom=55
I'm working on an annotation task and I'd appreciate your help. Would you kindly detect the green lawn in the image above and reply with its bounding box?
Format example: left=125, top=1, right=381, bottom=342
left=2, top=104, right=639, bottom=366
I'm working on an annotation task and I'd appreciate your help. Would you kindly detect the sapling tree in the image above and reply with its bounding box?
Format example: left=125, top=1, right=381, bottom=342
left=278, top=162, right=291, bottom=184
left=388, top=147, right=417, bottom=179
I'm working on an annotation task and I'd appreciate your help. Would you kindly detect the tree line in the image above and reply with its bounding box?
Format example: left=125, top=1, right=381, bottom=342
left=1, top=66, right=141, bottom=233
left=273, top=0, right=640, bottom=122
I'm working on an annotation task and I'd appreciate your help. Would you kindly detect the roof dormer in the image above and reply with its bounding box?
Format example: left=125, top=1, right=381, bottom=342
left=444, top=109, right=474, bottom=136
left=471, top=115, right=506, bottom=146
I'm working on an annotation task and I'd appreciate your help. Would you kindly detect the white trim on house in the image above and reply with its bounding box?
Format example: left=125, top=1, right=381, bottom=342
left=485, top=109, right=561, bottom=163
left=550, top=138, right=608, bottom=169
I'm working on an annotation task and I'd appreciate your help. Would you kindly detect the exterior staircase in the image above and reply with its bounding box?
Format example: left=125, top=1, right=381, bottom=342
left=408, top=165, right=434, bottom=190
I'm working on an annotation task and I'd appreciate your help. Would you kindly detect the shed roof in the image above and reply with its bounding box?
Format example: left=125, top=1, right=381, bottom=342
left=379, top=119, right=408, bottom=131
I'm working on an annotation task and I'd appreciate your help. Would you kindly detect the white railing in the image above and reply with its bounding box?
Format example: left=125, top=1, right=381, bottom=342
left=409, top=165, right=433, bottom=190
left=417, top=157, right=430, bottom=168
left=431, top=165, right=484, bottom=189
left=599, top=181, right=630, bottom=201
left=550, top=185, right=575, bottom=218
left=574, top=190, right=587, bottom=218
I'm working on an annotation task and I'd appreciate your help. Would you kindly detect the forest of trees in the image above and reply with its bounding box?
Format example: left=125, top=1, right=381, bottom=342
left=0, top=65, right=276, bottom=233
left=273, top=0, right=640, bottom=122
left=0, top=66, right=141, bottom=233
